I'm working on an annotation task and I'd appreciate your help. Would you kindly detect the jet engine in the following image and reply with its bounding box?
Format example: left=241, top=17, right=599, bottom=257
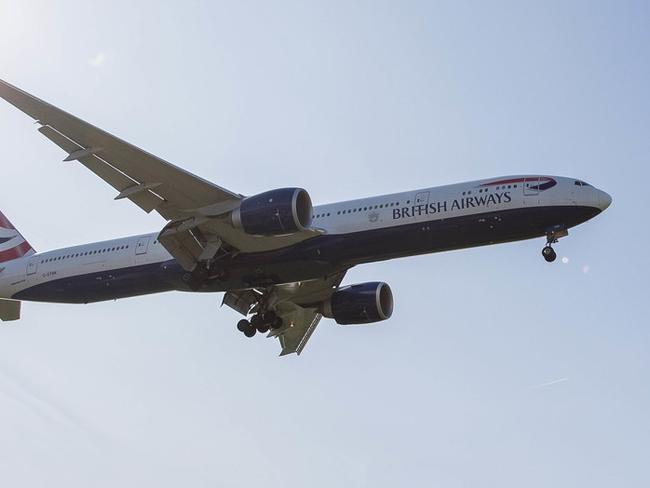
left=232, top=188, right=313, bottom=236
left=322, top=282, right=394, bottom=325
left=232, top=188, right=313, bottom=235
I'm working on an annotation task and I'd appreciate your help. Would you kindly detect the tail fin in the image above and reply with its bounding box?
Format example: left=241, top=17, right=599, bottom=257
left=0, top=210, right=35, bottom=263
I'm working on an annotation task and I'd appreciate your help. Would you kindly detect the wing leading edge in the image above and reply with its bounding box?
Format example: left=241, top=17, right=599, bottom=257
left=0, top=78, right=241, bottom=221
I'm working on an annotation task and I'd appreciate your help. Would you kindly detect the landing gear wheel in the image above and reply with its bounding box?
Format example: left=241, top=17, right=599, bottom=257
left=243, top=326, right=257, bottom=338
left=251, top=314, right=270, bottom=334
left=542, top=246, right=557, bottom=263
left=237, top=319, right=250, bottom=332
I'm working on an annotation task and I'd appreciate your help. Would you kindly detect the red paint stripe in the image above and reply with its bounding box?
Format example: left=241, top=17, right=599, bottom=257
left=0, top=211, right=34, bottom=262
left=0, top=240, right=33, bottom=263
left=0, top=211, right=14, bottom=230
left=480, top=177, right=552, bottom=187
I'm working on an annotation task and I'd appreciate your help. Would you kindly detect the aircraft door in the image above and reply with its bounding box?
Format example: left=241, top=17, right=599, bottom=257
left=135, top=237, right=151, bottom=256
left=414, top=191, right=430, bottom=206
left=523, top=177, right=540, bottom=196
left=414, top=191, right=432, bottom=248
left=26, top=259, right=38, bottom=276
left=523, top=177, right=540, bottom=205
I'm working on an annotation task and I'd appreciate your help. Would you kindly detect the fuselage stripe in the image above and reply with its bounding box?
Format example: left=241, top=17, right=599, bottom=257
left=479, top=177, right=554, bottom=187
left=0, top=240, right=33, bottom=263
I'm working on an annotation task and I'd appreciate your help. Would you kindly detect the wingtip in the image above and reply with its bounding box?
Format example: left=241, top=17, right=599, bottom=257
left=279, top=348, right=298, bottom=357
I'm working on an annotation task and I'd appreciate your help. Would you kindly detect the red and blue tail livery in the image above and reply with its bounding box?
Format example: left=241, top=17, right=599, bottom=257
left=0, top=78, right=612, bottom=355
left=0, top=211, right=34, bottom=263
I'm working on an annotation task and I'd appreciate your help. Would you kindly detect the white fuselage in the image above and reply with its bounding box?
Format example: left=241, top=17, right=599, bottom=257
left=0, top=175, right=610, bottom=303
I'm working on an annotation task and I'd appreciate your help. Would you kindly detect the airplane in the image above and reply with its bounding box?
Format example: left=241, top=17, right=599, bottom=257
left=0, top=79, right=612, bottom=355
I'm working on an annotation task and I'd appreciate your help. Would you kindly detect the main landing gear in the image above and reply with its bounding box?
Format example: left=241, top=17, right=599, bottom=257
left=236, top=311, right=284, bottom=338
left=541, top=226, right=568, bottom=263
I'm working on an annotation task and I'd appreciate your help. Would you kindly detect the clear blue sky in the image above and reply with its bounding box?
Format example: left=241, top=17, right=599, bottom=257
left=0, top=1, right=648, bottom=486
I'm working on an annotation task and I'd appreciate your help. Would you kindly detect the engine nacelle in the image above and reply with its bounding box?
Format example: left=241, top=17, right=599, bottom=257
left=322, top=282, right=394, bottom=325
left=232, top=188, right=313, bottom=236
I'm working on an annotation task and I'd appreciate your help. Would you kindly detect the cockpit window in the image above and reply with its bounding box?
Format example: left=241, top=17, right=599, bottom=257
left=574, top=180, right=592, bottom=187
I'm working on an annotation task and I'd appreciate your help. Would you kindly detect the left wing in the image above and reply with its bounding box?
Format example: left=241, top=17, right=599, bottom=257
left=0, top=79, right=322, bottom=271
left=224, top=271, right=347, bottom=356
left=0, top=78, right=240, bottom=221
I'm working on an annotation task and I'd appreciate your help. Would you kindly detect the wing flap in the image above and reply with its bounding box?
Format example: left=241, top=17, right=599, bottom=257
left=222, top=290, right=260, bottom=316
left=158, top=229, right=203, bottom=271
left=0, top=299, right=21, bottom=321
left=278, top=310, right=322, bottom=356
left=38, top=124, right=166, bottom=214
left=197, top=218, right=325, bottom=253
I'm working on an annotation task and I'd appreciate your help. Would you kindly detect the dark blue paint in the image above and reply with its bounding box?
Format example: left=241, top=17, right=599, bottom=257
left=14, top=205, right=601, bottom=304
left=239, top=188, right=308, bottom=235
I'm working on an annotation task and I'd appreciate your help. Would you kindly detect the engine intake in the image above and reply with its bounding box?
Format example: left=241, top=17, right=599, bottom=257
left=322, top=282, right=394, bottom=325
left=232, top=188, right=313, bottom=236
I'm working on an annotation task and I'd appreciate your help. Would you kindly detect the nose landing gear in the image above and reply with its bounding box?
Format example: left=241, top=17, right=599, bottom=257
left=541, top=226, right=568, bottom=263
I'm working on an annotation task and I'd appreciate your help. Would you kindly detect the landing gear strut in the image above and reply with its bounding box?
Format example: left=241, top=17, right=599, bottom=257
left=251, top=314, right=270, bottom=334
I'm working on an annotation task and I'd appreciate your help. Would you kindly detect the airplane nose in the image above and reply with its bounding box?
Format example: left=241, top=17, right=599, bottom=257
left=598, top=190, right=612, bottom=211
